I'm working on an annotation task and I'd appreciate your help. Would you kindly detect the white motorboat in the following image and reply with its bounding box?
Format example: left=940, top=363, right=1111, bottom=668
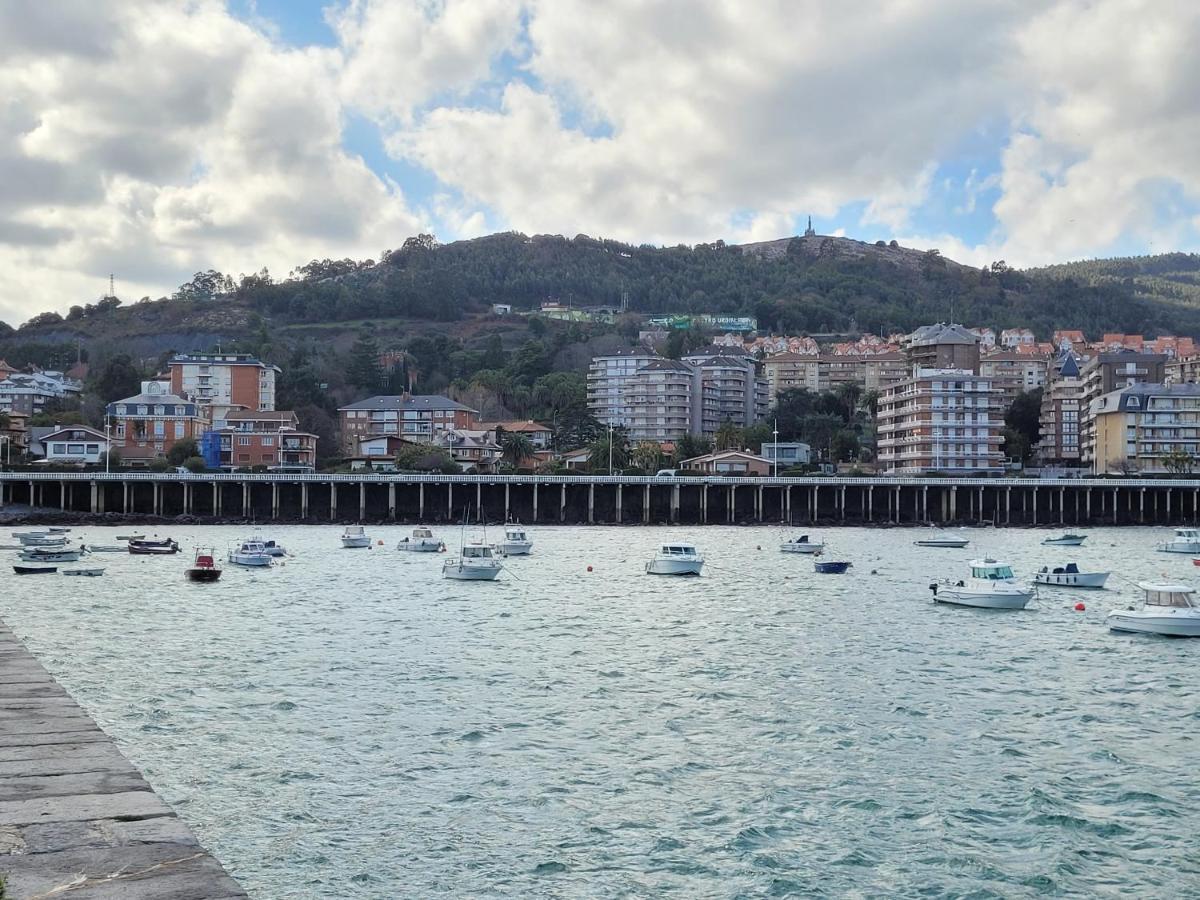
left=645, top=544, right=705, bottom=576
left=228, top=540, right=273, bottom=567
left=341, top=525, right=371, bottom=549
left=498, top=525, right=533, bottom=556
left=18, top=548, right=84, bottom=563
left=16, top=534, right=67, bottom=547
left=929, top=558, right=1035, bottom=609
left=397, top=527, right=445, bottom=552
left=254, top=537, right=288, bottom=557
left=83, top=545, right=126, bottom=553
left=914, top=531, right=970, bottom=548
left=1034, top=563, right=1109, bottom=588
left=1108, top=583, right=1200, bottom=637
left=62, top=568, right=105, bottom=577
left=780, top=535, right=824, bottom=554
left=1042, top=533, right=1087, bottom=546
left=442, top=542, right=503, bottom=580
left=1157, top=527, right=1200, bottom=554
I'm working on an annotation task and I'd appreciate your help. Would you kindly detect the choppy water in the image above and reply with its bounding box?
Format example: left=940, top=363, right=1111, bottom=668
left=3, top=524, right=1200, bottom=898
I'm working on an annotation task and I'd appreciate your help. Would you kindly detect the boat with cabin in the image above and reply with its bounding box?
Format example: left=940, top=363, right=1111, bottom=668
left=929, top=558, right=1036, bottom=609
left=187, top=548, right=223, bottom=582
left=1157, top=527, right=1200, bottom=554
left=442, top=542, right=503, bottom=580
left=1107, top=583, right=1200, bottom=637
left=498, top=525, right=533, bottom=556
left=1042, top=533, right=1087, bottom=546
left=16, top=534, right=67, bottom=547
left=914, top=530, right=970, bottom=548
left=1034, top=563, right=1109, bottom=588
left=780, top=535, right=824, bottom=554
left=645, top=544, right=705, bottom=576
left=228, top=540, right=273, bottom=567
left=397, top=527, right=445, bottom=552
left=341, top=525, right=371, bottom=549
left=255, top=538, right=288, bottom=557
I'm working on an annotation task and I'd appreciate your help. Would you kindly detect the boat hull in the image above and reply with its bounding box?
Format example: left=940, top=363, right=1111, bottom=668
left=342, top=537, right=371, bottom=549
left=780, top=543, right=823, bottom=554
left=228, top=554, right=272, bottom=567
left=1034, top=572, right=1109, bottom=588
left=62, top=569, right=104, bottom=577
left=645, top=560, right=704, bottom=576
left=1158, top=542, right=1200, bottom=553
left=1107, top=611, right=1200, bottom=637
left=442, top=563, right=502, bottom=580
left=187, top=569, right=222, bottom=582
left=934, top=589, right=1034, bottom=609
left=499, top=541, right=532, bottom=555
left=19, top=551, right=82, bottom=562
left=915, top=540, right=970, bottom=548
left=398, top=541, right=442, bottom=552
left=13, top=566, right=56, bottom=575
left=128, top=546, right=178, bottom=555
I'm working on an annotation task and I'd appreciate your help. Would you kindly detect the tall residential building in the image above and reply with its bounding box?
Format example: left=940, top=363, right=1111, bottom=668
left=761, top=350, right=907, bottom=402
left=683, top=349, right=769, bottom=429
left=903, top=323, right=981, bottom=373
left=586, top=348, right=659, bottom=426
left=762, top=352, right=821, bottom=402
left=1035, top=352, right=1084, bottom=466
left=876, top=368, right=1005, bottom=475
left=105, top=380, right=207, bottom=464
left=167, top=353, right=280, bottom=427
left=1089, top=383, right=1200, bottom=475
left=979, top=349, right=1048, bottom=413
left=338, top=394, right=478, bottom=452
left=1165, top=353, right=1200, bottom=386
left=1078, top=351, right=1167, bottom=467
left=623, top=359, right=708, bottom=441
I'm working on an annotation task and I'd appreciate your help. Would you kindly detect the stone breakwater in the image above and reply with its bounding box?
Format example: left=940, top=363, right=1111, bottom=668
left=0, top=620, right=246, bottom=899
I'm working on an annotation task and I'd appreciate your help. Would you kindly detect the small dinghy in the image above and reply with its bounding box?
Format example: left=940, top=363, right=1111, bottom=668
left=62, top=568, right=105, bottom=577
left=13, top=565, right=57, bottom=575
left=814, top=560, right=852, bottom=574
left=128, top=538, right=179, bottom=555
left=187, top=548, right=222, bottom=582
left=914, top=531, right=970, bottom=548
left=780, top=535, right=824, bottom=554
left=1034, top=563, right=1109, bottom=588
left=82, top=545, right=125, bottom=553
left=116, top=534, right=146, bottom=541
left=1042, top=533, right=1086, bottom=546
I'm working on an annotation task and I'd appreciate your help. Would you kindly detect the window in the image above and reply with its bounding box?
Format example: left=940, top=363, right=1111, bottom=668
left=154, top=421, right=164, bottom=436
left=137, top=405, right=148, bottom=415
left=261, top=436, right=274, bottom=446
left=238, top=436, right=251, bottom=446
left=154, top=405, right=164, bottom=415
left=51, top=443, right=67, bottom=454
left=174, top=421, right=185, bottom=439
left=85, top=444, right=98, bottom=453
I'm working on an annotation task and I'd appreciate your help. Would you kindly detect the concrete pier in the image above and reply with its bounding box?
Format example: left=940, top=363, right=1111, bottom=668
left=0, top=621, right=246, bottom=899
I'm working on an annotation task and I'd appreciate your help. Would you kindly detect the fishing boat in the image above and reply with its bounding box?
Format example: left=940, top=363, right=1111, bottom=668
left=645, top=544, right=704, bottom=576
left=397, top=527, right=444, bottom=552
left=1034, top=563, right=1109, bottom=588
left=82, top=545, right=126, bottom=553
left=228, top=540, right=273, bottom=567
left=13, top=565, right=57, bottom=575
left=341, top=525, right=371, bottom=549
left=442, top=542, right=503, bottom=580
left=16, top=534, right=67, bottom=547
left=1157, top=527, right=1200, bottom=554
left=780, top=535, right=824, bottom=554
left=1107, top=583, right=1200, bottom=637
left=914, top=530, right=970, bottom=548
left=62, top=568, right=105, bottom=577
left=1042, top=533, right=1087, bottom=546
left=929, top=558, right=1035, bottom=609
left=116, top=534, right=145, bottom=541
left=498, top=525, right=533, bottom=556
left=19, top=548, right=84, bottom=563
left=128, top=538, right=179, bottom=555
left=186, top=548, right=222, bottom=582
left=814, top=560, right=852, bottom=574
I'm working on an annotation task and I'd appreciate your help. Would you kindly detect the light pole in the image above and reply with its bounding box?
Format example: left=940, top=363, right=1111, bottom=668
left=772, top=417, right=779, bottom=478
left=104, top=415, right=111, bottom=473
left=608, top=422, right=613, bottom=475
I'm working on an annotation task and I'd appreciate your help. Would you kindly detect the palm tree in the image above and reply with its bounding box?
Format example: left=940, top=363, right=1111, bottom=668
left=631, top=441, right=665, bottom=473
left=501, top=431, right=535, bottom=467
left=714, top=420, right=743, bottom=451
left=588, top=431, right=629, bottom=472
left=834, top=381, right=863, bottom=423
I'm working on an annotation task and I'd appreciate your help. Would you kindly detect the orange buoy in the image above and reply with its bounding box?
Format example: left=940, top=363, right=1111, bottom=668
left=377, top=539, right=384, bottom=546
left=1074, top=602, right=1086, bottom=612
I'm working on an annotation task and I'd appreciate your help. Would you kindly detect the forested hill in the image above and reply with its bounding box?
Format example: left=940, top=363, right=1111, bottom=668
left=8, top=233, right=1200, bottom=350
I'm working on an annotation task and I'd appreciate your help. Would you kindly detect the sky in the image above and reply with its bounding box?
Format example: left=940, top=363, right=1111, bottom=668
left=2, top=0, right=1200, bottom=326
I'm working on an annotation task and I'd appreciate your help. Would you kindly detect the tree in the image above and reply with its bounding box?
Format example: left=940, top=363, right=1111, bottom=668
left=500, top=431, right=535, bottom=466
left=834, top=381, right=863, bottom=424
left=0, top=411, right=9, bottom=431
left=101, top=447, right=121, bottom=469
left=801, top=413, right=843, bottom=461
left=183, top=456, right=206, bottom=473
left=588, top=430, right=629, bottom=472
left=830, top=429, right=860, bottom=462
left=714, top=419, right=743, bottom=451
left=1005, top=389, right=1042, bottom=464
left=91, top=354, right=144, bottom=404
left=347, top=333, right=382, bottom=391
left=1161, top=446, right=1195, bottom=476
left=674, top=433, right=712, bottom=463
left=631, top=441, right=665, bottom=473
left=555, top=407, right=604, bottom=450
left=1109, top=456, right=1139, bottom=476
left=167, top=438, right=199, bottom=466
left=860, top=389, right=881, bottom=418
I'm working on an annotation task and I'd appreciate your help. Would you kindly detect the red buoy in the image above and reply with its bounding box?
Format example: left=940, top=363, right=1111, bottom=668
left=587, top=565, right=593, bottom=572
left=1074, top=602, right=1086, bottom=612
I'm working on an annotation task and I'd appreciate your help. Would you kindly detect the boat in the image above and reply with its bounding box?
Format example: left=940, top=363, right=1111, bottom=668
left=929, top=558, right=1036, bottom=609
left=814, top=560, right=852, bottom=574
left=914, top=530, right=970, bottom=548
left=62, top=568, right=105, bottom=577
left=341, top=525, right=371, bottom=549
left=82, top=545, right=126, bottom=553
left=256, top=538, right=288, bottom=557
left=1108, top=583, right=1200, bottom=637
left=780, top=535, right=824, bottom=554
left=128, top=538, right=179, bottom=555
left=1042, top=533, right=1087, bottom=546
left=228, top=540, right=273, bottom=567
left=19, top=548, right=84, bottom=563
left=116, top=534, right=145, bottom=541
left=128, top=537, right=179, bottom=550
left=397, top=527, right=445, bottom=552
left=13, top=565, right=57, bottom=575
left=1034, top=563, right=1110, bottom=588
left=442, top=542, right=503, bottom=580
left=47, top=527, right=71, bottom=534
left=645, top=544, right=705, bottom=576
left=17, top=534, right=67, bottom=546
left=186, top=548, right=223, bottom=582
left=498, top=525, right=533, bottom=556
left=1157, top=527, right=1200, bottom=554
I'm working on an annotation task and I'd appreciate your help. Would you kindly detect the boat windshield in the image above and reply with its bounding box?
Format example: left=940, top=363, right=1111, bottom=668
left=972, top=565, right=1014, bottom=580
left=1175, top=529, right=1199, bottom=538
left=414, top=528, right=433, bottom=538
left=507, top=529, right=525, bottom=539
left=463, top=545, right=493, bottom=559
left=662, top=546, right=697, bottom=556
left=1145, top=590, right=1195, bottom=608
left=345, top=526, right=364, bottom=535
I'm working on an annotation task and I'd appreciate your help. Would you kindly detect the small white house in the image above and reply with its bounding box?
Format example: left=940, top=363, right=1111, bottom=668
left=492, top=303, right=513, bottom=316
left=760, top=442, right=812, bottom=467
left=39, top=426, right=111, bottom=465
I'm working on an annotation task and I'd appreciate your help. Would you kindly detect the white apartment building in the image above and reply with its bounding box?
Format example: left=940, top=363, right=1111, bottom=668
left=623, top=359, right=708, bottom=441
left=586, top=348, right=658, bottom=427
left=876, top=368, right=1005, bottom=475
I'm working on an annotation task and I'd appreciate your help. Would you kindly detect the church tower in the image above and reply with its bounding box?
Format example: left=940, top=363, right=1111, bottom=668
left=803, top=216, right=816, bottom=237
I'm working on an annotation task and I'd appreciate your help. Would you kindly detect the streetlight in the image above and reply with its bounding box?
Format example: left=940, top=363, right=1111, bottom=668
left=608, top=422, right=614, bottom=475
left=772, top=417, right=779, bottom=478
left=104, top=414, right=111, bottom=474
